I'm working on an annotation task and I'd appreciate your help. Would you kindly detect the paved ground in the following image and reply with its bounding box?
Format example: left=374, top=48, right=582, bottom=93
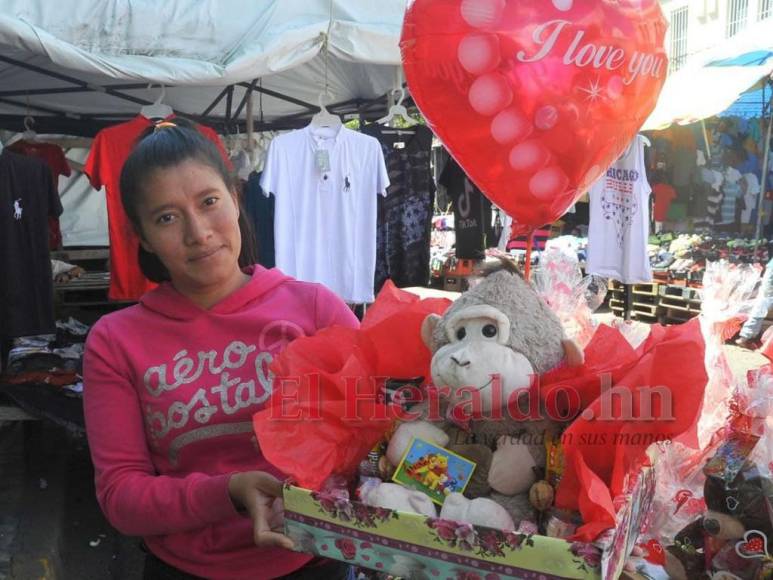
left=0, top=314, right=768, bottom=580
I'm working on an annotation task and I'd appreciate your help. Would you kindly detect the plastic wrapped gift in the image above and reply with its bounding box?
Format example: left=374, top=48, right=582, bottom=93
left=533, top=246, right=606, bottom=349
left=698, top=260, right=762, bottom=448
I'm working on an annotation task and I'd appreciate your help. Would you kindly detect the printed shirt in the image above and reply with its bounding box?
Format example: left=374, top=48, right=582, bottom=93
left=361, top=123, right=435, bottom=291
left=587, top=135, right=653, bottom=284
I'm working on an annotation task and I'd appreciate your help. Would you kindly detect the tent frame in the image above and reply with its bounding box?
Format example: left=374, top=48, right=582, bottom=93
left=0, top=55, right=399, bottom=137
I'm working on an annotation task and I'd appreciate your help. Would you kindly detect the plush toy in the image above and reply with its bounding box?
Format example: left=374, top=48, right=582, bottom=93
left=664, top=459, right=773, bottom=580
left=384, top=258, right=583, bottom=525
left=360, top=481, right=438, bottom=518
left=440, top=492, right=515, bottom=531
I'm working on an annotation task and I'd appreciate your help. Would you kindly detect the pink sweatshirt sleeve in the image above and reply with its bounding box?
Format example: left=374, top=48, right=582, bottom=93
left=313, top=284, right=361, bottom=331
left=83, top=319, right=239, bottom=537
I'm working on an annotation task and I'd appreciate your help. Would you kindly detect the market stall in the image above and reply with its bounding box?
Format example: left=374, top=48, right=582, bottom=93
left=1, top=2, right=771, bottom=580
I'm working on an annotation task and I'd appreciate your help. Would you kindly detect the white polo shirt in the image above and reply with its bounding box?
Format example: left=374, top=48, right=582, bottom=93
left=261, top=125, right=390, bottom=303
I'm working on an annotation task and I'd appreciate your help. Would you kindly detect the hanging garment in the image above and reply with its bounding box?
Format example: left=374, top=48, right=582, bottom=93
left=85, top=115, right=228, bottom=301
left=741, top=172, right=761, bottom=224
left=8, top=140, right=71, bottom=249
left=261, top=125, right=389, bottom=303
left=587, top=135, right=653, bottom=284
left=0, top=150, right=62, bottom=338
left=242, top=171, right=275, bottom=269
left=361, top=124, right=434, bottom=292
left=439, top=156, right=493, bottom=260
left=717, top=167, right=743, bottom=225
left=652, top=183, right=677, bottom=222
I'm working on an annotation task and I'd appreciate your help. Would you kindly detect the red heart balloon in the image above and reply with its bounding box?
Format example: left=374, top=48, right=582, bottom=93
left=401, top=0, right=668, bottom=234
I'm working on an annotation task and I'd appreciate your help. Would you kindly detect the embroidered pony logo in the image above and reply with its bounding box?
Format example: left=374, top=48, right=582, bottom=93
left=13, top=199, right=22, bottom=220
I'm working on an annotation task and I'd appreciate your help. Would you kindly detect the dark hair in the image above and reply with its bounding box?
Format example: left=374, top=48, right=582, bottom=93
left=119, top=118, right=257, bottom=282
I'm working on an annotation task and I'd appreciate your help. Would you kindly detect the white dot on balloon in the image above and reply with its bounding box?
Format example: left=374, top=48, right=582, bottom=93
left=534, top=106, right=558, bottom=131
left=551, top=0, right=573, bottom=11
left=491, top=108, right=532, bottom=145
left=508, top=140, right=550, bottom=173
left=529, top=165, right=569, bottom=200
left=468, top=73, right=512, bottom=116
left=457, top=33, right=501, bottom=75
left=607, top=76, right=624, bottom=100
left=460, top=0, right=505, bottom=29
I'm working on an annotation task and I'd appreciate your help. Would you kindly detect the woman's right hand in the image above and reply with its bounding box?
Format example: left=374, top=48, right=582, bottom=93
left=228, top=471, right=294, bottom=550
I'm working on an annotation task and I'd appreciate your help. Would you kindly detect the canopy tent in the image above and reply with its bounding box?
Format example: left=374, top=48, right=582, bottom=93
left=643, top=19, right=773, bottom=130
left=718, top=85, right=771, bottom=118
left=0, top=0, right=409, bottom=136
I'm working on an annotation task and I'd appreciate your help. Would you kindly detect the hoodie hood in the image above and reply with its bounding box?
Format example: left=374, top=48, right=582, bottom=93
left=139, top=265, right=292, bottom=321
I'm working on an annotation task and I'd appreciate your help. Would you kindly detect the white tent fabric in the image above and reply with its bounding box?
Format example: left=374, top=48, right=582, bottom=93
left=0, top=0, right=407, bottom=124
left=58, top=148, right=108, bottom=247
left=643, top=19, right=773, bottom=130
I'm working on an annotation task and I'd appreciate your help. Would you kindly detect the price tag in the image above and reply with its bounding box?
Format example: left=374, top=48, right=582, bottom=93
left=315, top=149, right=331, bottom=172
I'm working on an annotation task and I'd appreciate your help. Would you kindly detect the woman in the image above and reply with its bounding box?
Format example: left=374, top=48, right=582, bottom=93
left=83, top=120, right=358, bottom=579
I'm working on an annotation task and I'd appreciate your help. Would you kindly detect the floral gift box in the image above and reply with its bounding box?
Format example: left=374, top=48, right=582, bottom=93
left=283, top=464, right=654, bottom=580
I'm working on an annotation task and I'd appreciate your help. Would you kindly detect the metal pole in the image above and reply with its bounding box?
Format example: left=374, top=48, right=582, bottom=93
left=701, top=118, right=712, bottom=159
left=755, top=92, right=773, bottom=241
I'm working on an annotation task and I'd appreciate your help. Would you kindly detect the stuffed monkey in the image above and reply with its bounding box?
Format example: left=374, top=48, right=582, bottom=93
left=386, top=258, right=582, bottom=524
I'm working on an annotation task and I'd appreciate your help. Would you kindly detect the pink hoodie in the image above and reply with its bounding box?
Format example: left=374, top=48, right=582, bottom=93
left=83, top=265, right=359, bottom=579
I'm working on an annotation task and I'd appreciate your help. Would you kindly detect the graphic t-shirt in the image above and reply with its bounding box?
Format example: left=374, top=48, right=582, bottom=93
left=587, top=135, right=653, bottom=284
left=440, top=158, right=493, bottom=260
left=0, top=150, right=62, bottom=338
left=9, top=140, right=71, bottom=249
left=85, top=115, right=228, bottom=301
left=261, top=125, right=389, bottom=303
left=361, top=124, right=435, bottom=291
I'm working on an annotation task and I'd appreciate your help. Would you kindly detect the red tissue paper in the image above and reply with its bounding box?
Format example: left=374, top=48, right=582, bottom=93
left=252, top=281, right=452, bottom=490
left=541, top=319, right=707, bottom=540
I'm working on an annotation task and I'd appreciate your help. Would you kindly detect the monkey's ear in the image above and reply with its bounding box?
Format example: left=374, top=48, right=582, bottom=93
left=562, top=339, right=584, bottom=367
left=421, top=314, right=442, bottom=351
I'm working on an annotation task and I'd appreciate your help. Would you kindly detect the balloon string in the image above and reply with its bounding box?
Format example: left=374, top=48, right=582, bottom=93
left=524, top=232, right=533, bottom=281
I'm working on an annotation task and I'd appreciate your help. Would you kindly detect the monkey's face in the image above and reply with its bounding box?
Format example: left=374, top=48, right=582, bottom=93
left=430, top=305, right=535, bottom=413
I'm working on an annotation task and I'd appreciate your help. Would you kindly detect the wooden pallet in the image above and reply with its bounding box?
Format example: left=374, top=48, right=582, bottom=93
left=660, top=285, right=702, bottom=300
left=632, top=310, right=659, bottom=323
left=632, top=283, right=659, bottom=296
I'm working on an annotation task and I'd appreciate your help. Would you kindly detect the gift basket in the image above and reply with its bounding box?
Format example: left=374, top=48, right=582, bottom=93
left=253, top=253, right=710, bottom=579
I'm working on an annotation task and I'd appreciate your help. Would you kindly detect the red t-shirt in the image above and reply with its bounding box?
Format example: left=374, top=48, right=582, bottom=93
left=652, top=183, right=677, bottom=222
left=9, top=140, right=72, bottom=249
left=85, top=116, right=228, bottom=301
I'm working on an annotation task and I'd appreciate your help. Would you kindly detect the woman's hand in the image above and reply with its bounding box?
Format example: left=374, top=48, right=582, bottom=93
left=228, top=471, right=294, bottom=550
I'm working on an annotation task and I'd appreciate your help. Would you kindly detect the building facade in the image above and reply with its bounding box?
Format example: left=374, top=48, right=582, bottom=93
left=659, top=0, right=773, bottom=70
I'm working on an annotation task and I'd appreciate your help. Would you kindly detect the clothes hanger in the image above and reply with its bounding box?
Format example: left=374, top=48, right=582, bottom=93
left=5, top=116, right=38, bottom=147
left=140, top=84, right=174, bottom=120
left=309, top=91, right=342, bottom=130
left=376, top=88, right=418, bottom=134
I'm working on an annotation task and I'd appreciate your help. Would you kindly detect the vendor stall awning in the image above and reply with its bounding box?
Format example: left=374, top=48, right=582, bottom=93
left=0, top=0, right=408, bottom=135
left=643, top=19, right=773, bottom=130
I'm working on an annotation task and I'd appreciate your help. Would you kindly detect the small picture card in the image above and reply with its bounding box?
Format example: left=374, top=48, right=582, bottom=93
left=392, top=437, right=476, bottom=505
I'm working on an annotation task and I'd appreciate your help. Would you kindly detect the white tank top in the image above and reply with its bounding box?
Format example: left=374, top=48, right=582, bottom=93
left=587, top=135, right=652, bottom=284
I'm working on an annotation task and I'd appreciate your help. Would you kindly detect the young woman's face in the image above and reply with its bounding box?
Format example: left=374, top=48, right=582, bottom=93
left=137, top=159, right=243, bottom=292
